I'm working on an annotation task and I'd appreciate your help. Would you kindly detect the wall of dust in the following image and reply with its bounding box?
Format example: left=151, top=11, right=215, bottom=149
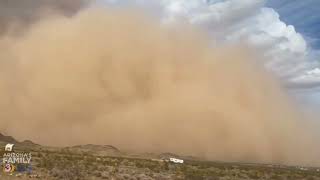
left=0, top=4, right=319, bottom=166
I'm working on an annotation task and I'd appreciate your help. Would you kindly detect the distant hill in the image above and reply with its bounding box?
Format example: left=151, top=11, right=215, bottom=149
left=0, top=133, right=40, bottom=148
left=72, top=144, right=119, bottom=151
left=0, top=132, right=121, bottom=156
left=0, top=133, right=18, bottom=143
left=20, top=140, right=40, bottom=146
left=69, top=144, right=120, bottom=155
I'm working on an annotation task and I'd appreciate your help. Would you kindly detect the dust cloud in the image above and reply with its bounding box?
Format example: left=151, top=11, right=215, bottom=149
left=0, top=4, right=319, bottom=166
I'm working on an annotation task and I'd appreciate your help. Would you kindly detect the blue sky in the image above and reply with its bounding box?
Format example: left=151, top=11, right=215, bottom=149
left=267, top=0, right=320, bottom=50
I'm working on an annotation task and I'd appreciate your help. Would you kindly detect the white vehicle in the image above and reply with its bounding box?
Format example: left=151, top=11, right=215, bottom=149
left=169, top=158, right=184, bottom=164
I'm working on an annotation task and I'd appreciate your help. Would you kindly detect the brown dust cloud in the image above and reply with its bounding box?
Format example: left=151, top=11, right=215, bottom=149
left=0, top=1, right=319, bottom=166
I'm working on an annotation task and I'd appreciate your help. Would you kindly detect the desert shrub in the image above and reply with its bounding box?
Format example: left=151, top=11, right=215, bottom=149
left=185, top=173, right=205, bottom=180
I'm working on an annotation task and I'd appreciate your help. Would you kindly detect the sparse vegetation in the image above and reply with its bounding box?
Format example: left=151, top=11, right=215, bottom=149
left=0, top=139, right=319, bottom=179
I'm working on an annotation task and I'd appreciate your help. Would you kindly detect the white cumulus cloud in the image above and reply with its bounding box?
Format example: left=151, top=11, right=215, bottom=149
left=290, top=68, right=320, bottom=87
left=100, top=0, right=320, bottom=88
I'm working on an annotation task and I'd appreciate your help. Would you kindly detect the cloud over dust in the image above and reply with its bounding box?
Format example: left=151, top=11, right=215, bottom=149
left=0, top=5, right=319, bottom=166
left=0, top=0, right=88, bottom=35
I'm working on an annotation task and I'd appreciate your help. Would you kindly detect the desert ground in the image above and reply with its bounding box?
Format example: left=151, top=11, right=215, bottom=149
left=0, top=133, right=319, bottom=180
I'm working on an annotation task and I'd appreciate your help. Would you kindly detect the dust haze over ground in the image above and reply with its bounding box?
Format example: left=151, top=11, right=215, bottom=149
left=0, top=1, right=319, bottom=166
